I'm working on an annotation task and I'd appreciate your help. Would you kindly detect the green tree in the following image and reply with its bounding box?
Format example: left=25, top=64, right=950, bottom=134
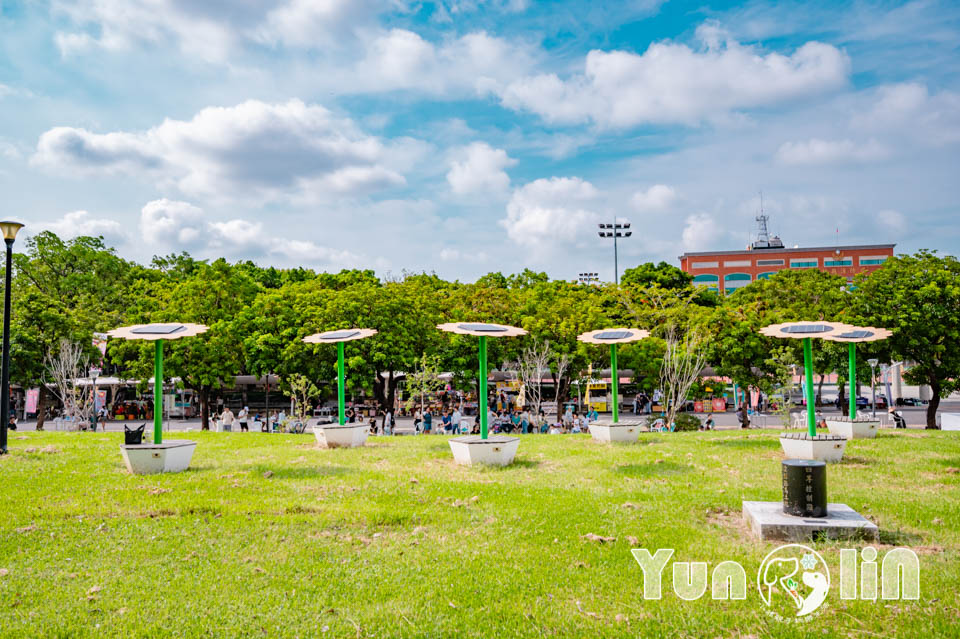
left=852, top=251, right=960, bottom=428
left=621, top=261, right=693, bottom=290
left=9, top=232, right=136, bottom=428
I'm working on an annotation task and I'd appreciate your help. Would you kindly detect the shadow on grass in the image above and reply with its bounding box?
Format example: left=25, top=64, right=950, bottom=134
left=841, top=456, right=877, bottom=465
left=879, top=528, right=924, bottom=546
left=615, top=461, right=690, bottom=477
left=712, top=437, right=778, bottom=449
left=252, top=465, right=353, bottom=479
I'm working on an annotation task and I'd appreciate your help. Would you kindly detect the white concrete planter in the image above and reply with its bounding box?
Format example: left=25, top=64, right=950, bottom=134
left=590, top=420, right=643, bottom=443
left=313, top=424, right=369, bottom=448
left=779, top=433, right=847, bottom=463
left=826, top=417, right=880, bottom=439
left=449, top=435, right=519, bottom=466
left=120, top=440, right=197, bottom=474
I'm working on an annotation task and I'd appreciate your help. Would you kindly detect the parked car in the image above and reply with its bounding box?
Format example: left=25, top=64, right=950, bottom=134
left=898, top=397, right=926, bottom=406
left=856, top=396, right=888, bottom=409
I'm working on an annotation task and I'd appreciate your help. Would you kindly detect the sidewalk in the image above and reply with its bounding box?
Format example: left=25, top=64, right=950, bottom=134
left=13, top=402, right=952, bottom=433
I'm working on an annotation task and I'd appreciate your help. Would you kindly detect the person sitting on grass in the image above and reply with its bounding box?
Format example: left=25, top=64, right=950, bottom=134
left=701, top=413, right=714, bottom=431
left=548, top=423, right=562, bottom=434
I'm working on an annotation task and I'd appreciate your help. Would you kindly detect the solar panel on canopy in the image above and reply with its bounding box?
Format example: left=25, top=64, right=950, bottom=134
left=458, top=323, right=508, bottom=332
left=594, top=330, right=633, bottom=340
left=131, top=324, right=186, bottom=335
left=781, top=324, right=832, bottom=334
left=320, top=330, right=361, bottom=340
left=834, top=330, right=874, bottom=340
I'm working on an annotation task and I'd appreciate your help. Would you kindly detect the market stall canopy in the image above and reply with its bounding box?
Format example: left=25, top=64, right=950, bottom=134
left=437, top=322, right=527, bottom=337
left=108, top=323, right=209, bottom=340
left=303, top=328, right=378, bottom=344
left=577, top=328, right=650, bottom=344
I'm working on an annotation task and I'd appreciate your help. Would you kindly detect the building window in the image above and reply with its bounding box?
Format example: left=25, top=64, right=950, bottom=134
left=723, top=273, right=751, bottom=295
left=790, top=259, right=818, bottom=268
left=691, top=261, right=719, bottom=269
left=693, top=274, right=719, bottom=285
left=756, top=259, right=784, bottom=266
left=859, top=256, right=888, bottom=266
left=723, top=260, right=751, bottom=267
left=757, top=271, right=777, bottom=280
left=824, top=258, right=853, bottom=267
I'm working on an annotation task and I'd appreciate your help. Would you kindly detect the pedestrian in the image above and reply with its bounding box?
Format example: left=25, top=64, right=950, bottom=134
left=221, top=406, right=235, bottom=432
left=441, top=410, right=452, bottom=434
left=451, top=407, right=462, bottom=434
left=562, top=407, right=573, bottom=431
left=413, top=408, right=422, bottom=433
left=238, top=406, right=249, bottom=432
left=520, top=408, right=530, bottom=434
left=472, top=413, right=481, bottom=434
left=423, top=409, right=433, bottom=434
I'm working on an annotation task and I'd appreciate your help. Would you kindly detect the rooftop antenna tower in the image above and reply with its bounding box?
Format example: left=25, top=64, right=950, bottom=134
left=751, top=191, right=784, bottom=250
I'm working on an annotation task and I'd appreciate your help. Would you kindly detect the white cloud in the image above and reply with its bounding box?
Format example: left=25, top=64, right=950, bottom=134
left=495, top=27, right=849, bottom=127
left=501, top=177, right=599, bottom=247
left=856, top=83, right=960, bottom=146
left=681, top=213, right=722, bottom=251
left=446, top=142, right=517, bottom=195
left=33, top=99, right=406, bottom=203
left=270, top=239, right=360, bottom=265
left=775, top=138, right=889, bottom=165
left=631, top=184, right=677, bottom=212
left=877, top=209, right=906, bottom=232
left=208, top=219, right=264, bottom=249
left=39, top=210, right=126, bottom=243
left=353, top=29, right=536, bottom=95
left=255, top=0, right=383, bottom=48
left=140, top=199, right=205, bottom=246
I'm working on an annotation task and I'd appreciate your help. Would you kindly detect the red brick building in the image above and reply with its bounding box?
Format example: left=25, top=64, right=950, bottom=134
left=678, top=243, right=896, bottom=295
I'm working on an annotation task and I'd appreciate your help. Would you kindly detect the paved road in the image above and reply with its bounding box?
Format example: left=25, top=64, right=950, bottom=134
left=14, top=401, right=958, bottom=434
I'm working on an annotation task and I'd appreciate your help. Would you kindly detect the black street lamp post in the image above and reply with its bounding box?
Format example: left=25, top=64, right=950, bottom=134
left=0, top=221, right=23, bottom=455
left=597, top=221, right=632, bottom=285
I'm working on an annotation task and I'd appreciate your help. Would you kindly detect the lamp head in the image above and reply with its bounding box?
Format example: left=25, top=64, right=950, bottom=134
left=0, top=221, right=24, bottom=242
left=867, top=358, right=879, bottom=368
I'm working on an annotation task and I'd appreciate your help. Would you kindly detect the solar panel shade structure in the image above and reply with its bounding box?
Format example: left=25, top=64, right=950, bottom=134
left=781, top=324, right=833, bottom=334
left=131, top=324, right=186, bottom=335
left=458, top=323, right=508, bottom=333
left=834, top=330, right=874, bottom=340
left=594, top=330, right=633, bottom=340
left=319, top=330, right=361, bottom=340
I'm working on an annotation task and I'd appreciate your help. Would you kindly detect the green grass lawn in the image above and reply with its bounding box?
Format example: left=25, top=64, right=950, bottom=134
left=1, top=429, right=958, bottom=638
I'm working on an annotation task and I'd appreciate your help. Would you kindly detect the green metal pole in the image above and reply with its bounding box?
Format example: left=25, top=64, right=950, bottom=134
left=803, top=337, right=816, bottom=437
left=153, top=340, right=163, bottom=444
left=337, top=341, right=346, bottom=426
left=848, top=343, right=857, bottom=419
left=610, top=343, right=619, bottom=424
left=479, top=336, right=488, bottom=440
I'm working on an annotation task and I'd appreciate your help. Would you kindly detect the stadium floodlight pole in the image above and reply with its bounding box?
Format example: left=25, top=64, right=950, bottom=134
left=0, top=221, right=23, bottom=455
left=597, top=221, right=632, bottom=285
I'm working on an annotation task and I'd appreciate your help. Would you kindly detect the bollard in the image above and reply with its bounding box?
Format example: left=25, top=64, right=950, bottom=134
left=782, top=459, right=827, bottom=518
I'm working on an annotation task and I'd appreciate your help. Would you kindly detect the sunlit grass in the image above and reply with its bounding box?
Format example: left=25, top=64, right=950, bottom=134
left=1, top=429, right=957, bottom=637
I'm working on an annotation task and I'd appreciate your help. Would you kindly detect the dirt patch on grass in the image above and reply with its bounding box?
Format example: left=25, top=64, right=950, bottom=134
left=705, top=506, right=757, bottom=542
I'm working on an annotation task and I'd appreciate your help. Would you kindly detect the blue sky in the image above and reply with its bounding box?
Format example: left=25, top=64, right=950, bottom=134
left=1, top=0, right=958, bottom=281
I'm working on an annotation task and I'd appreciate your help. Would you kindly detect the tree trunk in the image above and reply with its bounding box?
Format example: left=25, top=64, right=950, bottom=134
left=816, top=375, right=824, bottom=406
left=200, top=387, right=210, bottom=431
left=839, top=385, right=848, bottom=417
left=385, top=371, right=396, bottom=413
left=926, top=379, right=941, bottom=429
left=36, top=385, right=47, bottom=431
